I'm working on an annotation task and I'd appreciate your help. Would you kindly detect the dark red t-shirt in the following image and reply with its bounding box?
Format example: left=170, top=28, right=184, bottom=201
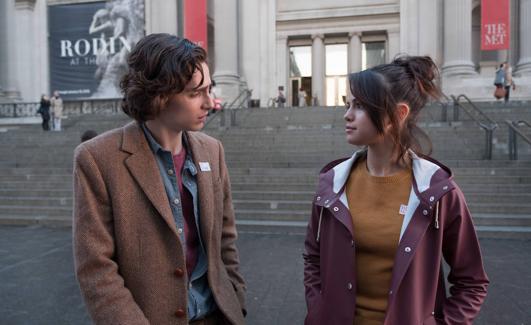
left=173, top=148, right=199, bottom=278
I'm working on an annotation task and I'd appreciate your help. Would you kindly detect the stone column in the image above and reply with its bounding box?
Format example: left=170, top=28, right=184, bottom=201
left=144, top=0, right=178, bottom=34
left=213, top=0, right=241, bottom=105
left=387, top=28, right=400, bottom=63
left=399, top=0, right=419, bottom=55
left=0, top=0, right=7, bottom=98
left=442, top=0, right=476, bottom=76
left=516, top=0, right=531, bottom=75
left=348, top=32, right=362, bottom=73
left=276, top=35, right=288, bottom=103
left=3, top=0, right=23, bottom=100
left=14, top=0, right=37, bottom=101
left=311, top=34, right=325, bottom=106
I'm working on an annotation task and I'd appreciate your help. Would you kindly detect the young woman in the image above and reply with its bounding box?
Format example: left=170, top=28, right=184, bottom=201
left=303, top=56, right=488, bottom=325
left=37, top=94, right=51, bottom=131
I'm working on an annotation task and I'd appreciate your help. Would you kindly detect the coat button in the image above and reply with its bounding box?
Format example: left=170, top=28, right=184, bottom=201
left=429, top=196, right=435, bottom=202
left=174, top=268, right=184, bottom=277
left=389, top=290, right=393, bottom=295
left=333, top=207, right=339, bottom=212
left=174, top=309, right=186, bottom=318
left=347, top=283, right=353, bottom=290
left=316, top=196, right=321, bottom=201
left=351, top=240, right=355, bottom=247
left=405, top=247, right=412, bottom=253
left=423, top=210, right=428, bottom=216
left=173, top=198, right=180, bottom=205
left=167, top=169, right=174, bottom=176
left=443, top=186, right=448, bottom=190
left=177, top=228, right=183, bottom=234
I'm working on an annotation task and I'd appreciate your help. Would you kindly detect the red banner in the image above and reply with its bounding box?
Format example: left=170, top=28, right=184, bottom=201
left=183, top=0, right=208, bottom=52
left=481, top=0, right=510, bottom=50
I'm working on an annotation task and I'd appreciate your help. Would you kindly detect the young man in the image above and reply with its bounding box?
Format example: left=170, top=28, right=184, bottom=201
left=73, top=34, right=246, bottom=325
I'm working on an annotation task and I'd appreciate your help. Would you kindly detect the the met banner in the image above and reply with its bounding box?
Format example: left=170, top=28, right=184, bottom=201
left=49, top=1, right=145, bottom=99
left=183, top=0, right=207, bottom=51
left=481, top=0, right=510, bottom=50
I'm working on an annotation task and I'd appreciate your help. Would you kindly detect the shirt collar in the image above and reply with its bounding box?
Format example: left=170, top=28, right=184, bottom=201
left=141, top=123, right=192, bottom=156
left=141, top=124, right=196, bottom=175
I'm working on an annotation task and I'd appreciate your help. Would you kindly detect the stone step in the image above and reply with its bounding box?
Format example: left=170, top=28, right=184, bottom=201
left=233, top=199, right=311, bottom=212
left=0, top=205, right=71, bottom=216
left=0, top=196, right=73, bottom=206
left=472, top=214, right=531, bottom=227
left=468, top=203, right=531, bottom=215
left=232, top=190, right=313, bottom=201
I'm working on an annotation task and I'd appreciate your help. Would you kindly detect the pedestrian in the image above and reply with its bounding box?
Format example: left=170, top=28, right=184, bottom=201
left=276, top=86, right=286, bottom=108
left=211, top=79, right=223, bottom=111
left=50, top=91, right=63, bottom=131
left=298, top=88, right=307, bottom=107
left=303, top=55, right=489, bottom=325
left=504, top=62, right=516, bottom=103
left=37, top=94, right=51, bottom=131
left=72, top=34, right=246, bottom=325
left=493, top=63, right=506, bottom=100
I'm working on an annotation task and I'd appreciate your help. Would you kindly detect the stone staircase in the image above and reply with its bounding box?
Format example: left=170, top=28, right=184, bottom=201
left=1, top=103, right=531, bottom=238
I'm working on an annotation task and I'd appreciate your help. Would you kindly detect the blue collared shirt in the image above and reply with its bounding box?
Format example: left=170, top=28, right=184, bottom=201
left=141, top=124, right=217, bottom=321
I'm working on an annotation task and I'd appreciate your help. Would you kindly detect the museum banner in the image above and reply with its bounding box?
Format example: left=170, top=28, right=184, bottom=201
left=481, top=0, right=510, bottom=50
left=48, top=1, right=145, bottom=99
left=183, top=0, right=207, bottom=51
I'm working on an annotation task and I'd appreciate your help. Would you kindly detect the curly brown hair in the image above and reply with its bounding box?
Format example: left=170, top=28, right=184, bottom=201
left=120, top=33, right=207, bottom=122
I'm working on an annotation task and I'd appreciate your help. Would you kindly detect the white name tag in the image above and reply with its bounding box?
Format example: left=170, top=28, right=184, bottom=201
left=199, top=162, right=211, bottom=172
left=399, top=204, right=408, bottom=215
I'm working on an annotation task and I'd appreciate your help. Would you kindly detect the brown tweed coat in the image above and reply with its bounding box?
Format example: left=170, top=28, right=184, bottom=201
left=73, top=122, right=246, bottom=325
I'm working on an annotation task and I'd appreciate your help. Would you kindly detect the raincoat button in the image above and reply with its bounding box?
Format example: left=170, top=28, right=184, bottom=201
left=443, top=186, right=448, bottom=190
left=324, top=199, right=330, bottom=204
left=389, top=290, right=393, bottom=295
left=351, top=240, right=355, bottom=247
left=405, top=247, right=411, bottom=253
left=347, top=283, right=353, bottom=290
left=167, top=169, right=174, bottom=175
left=316, top=196, right=321, bottom=201
left=177, top=228, right=183, bottom=234
left=432, top=312, right=435, bottom=315
left=423, top=210, right=428, bottom=216
left=333, top=207, right=339, bottom=212
left=430, top=196, right=435, bottom=202
left=173, top=198, right=180, bottom=205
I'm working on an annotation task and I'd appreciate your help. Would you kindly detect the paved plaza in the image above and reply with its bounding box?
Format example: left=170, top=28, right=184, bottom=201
left=0, top=225, right=529, bottom=325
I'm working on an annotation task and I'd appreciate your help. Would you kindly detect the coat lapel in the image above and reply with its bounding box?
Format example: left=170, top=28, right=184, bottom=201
left=186, top=132, right=215, bottom=251
left=121, top=122, right=180, bottom=239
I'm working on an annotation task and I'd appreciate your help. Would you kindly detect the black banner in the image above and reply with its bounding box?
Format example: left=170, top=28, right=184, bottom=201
left=48, top=1, right=145, bottom=99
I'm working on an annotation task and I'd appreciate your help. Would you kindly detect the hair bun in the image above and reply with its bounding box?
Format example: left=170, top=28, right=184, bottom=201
left=392, top=55, right=441, bottom=100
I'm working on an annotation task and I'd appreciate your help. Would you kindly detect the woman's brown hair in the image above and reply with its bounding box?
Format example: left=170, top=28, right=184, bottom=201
left=120, top=33, right=207, bottom=122
left=348, top=55, right=442, bottom=161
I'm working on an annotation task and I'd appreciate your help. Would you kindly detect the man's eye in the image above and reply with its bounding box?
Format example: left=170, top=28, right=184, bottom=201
left=190, top=92, right=200, bottom=97
left=345, top=102, right=351, bottom=110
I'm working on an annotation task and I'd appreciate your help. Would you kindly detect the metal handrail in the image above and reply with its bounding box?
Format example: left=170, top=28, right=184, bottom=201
left=507, top=120, right=531, bottom=160
left=452, top=94, right=498, bottom=127
left=220, top=88, right=253, bottom=128
left=225, top=88, right=252, bottom=110
left=451, top=94, right=498, bottom=159
left=433, top=93, right=453, bottom=122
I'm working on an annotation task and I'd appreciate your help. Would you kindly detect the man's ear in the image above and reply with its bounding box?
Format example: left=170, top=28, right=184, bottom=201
left=397, top=102, right=410, bottom=123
